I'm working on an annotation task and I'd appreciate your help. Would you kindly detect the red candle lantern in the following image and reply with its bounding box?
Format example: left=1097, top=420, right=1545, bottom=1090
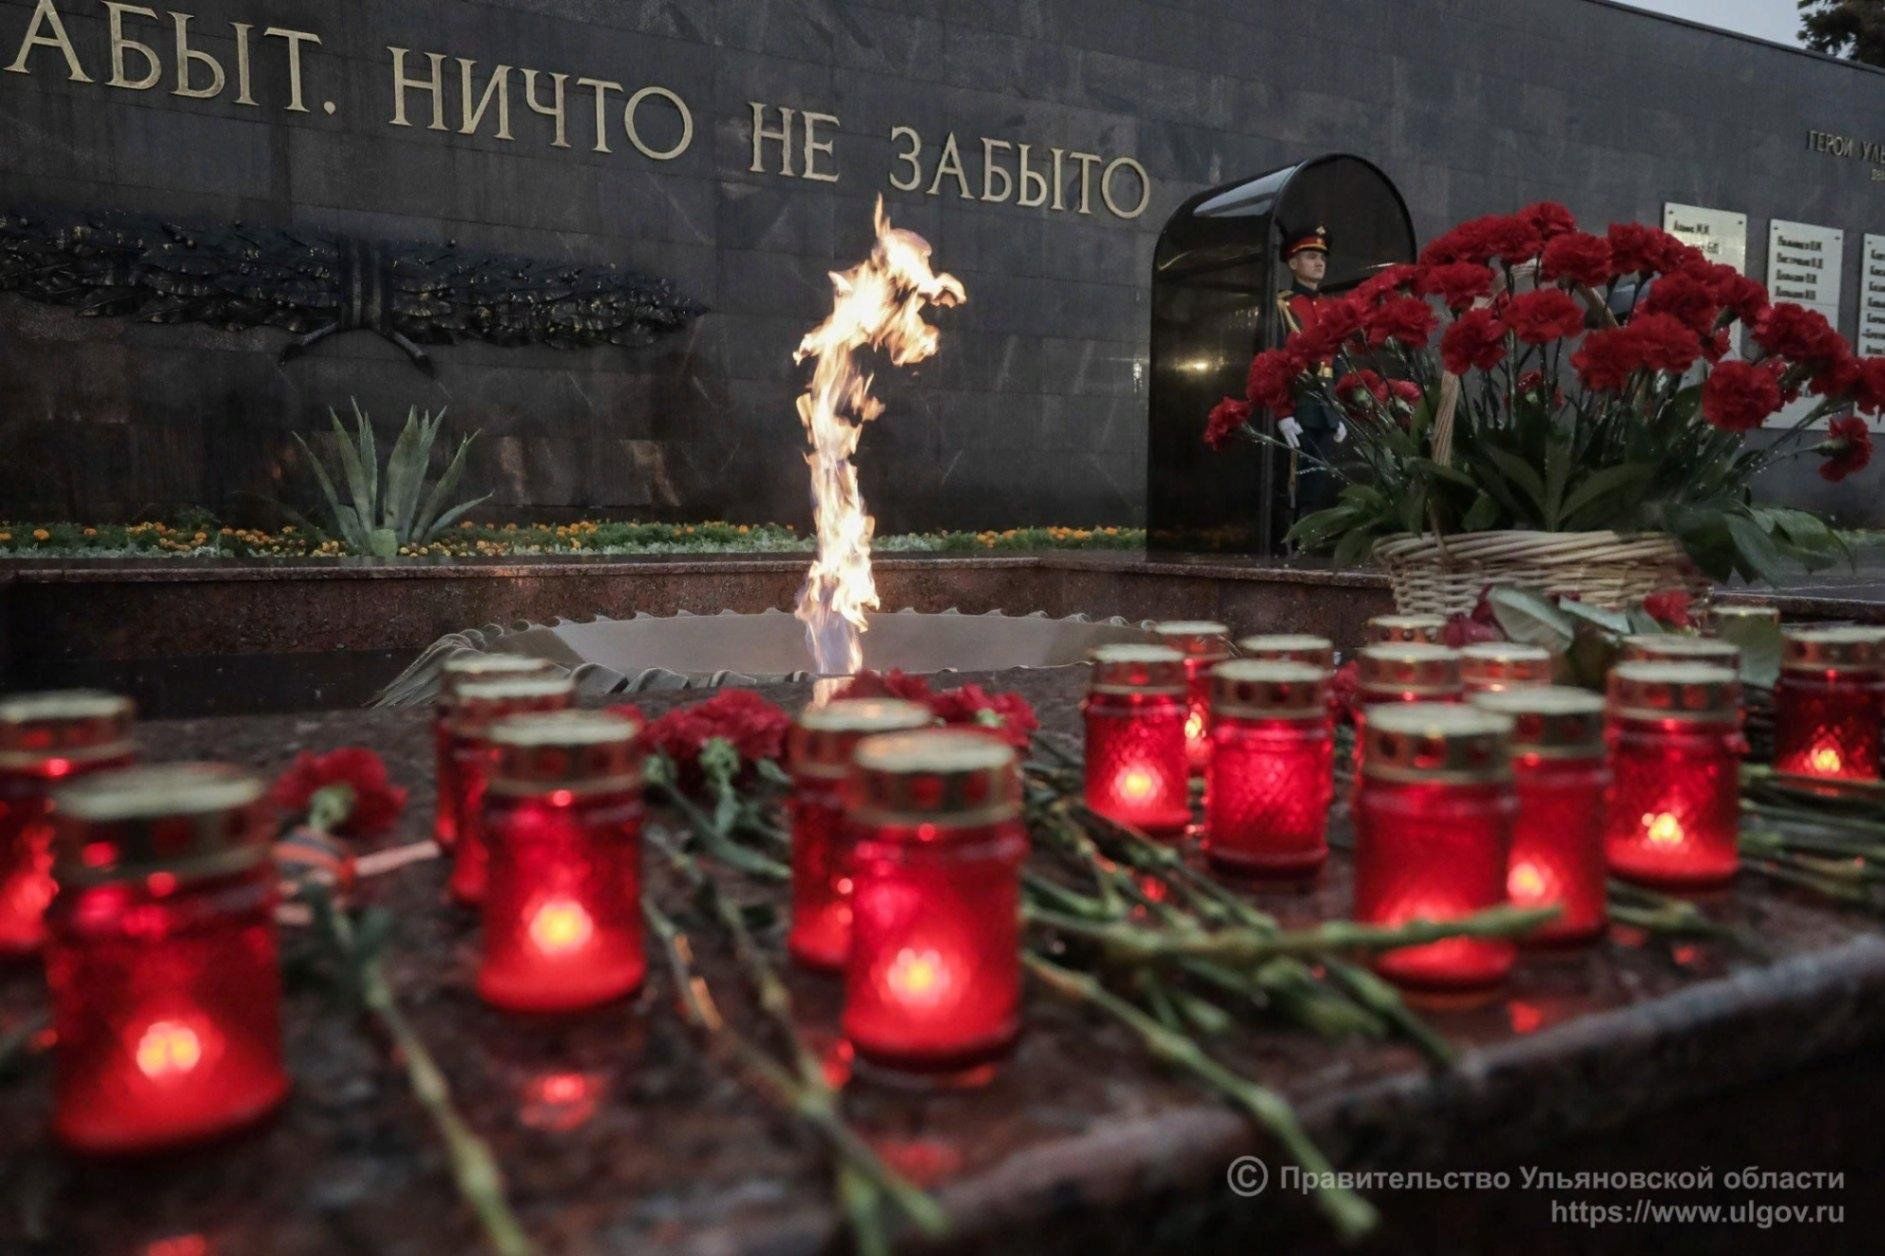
left=1604, top=662, right=1743, bottom=888
left=1082, top=644, right=1193, bottom=835
left=1352, top=703, right=1516, bottom=993
left=445, top=674, right=576, bottom=905
left=1470, top=687, right=1609, bottom=945
left=1773, top=627, right=1885, bottom=782
left=1151, top=621, right=1232, bottom=774
left=1367, top=614, right=1447, bottom=645
left=1235, top=633, right=1335, bottom=670
left=0, top=691, right=136, bottom=957
left=786, top=698, right=935, bottom=972
left=842, top=729, right=1026, bottom=1081
left=478, top=710, right=647, bottom=1012
left=1459, top=642, right=1553, bottom=695
left=1619, top=634, right=1738, bottom=668
left=1204, top=661, right=1333, bottom=876
left=434, top=654, right=557, bottom=848
left=1352, top=645, right=1463, bottom=772
left=45, top=763, right=289, bottom=1153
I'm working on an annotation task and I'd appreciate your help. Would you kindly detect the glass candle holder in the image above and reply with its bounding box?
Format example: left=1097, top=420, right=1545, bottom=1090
left=1619, top=635, right=1739, bottom=669
left=1459, top=642, right=1554, bottom=695
left=1082, top=644, right=1193, bottom=836
left=433, top=655, right=557, bottom=848
left=842, top=729, right=1026, bottom=1081
left=46, top=763, right=288, bottom=1154
left=445, top=674, right=576, bottom=905
left=1151, top=621, right=1232, bottom=775
left=1352, top=703, right=1516, bottom=992
left=1352, top=644, right=1463, bottom=774
left=0, top=691, right=136, bottom=957
left=1471, top=687, right=1609, bottom=945
left=478, top=710, right=646, bottom=1012
left=1204, top=661, right=1333, bottom=876
left=1367, top=614, right=1447, bottom=645
left=1773, top=627, right=1885, bottom=782
left=786, top=699, right=935, bottom=972
left=1604, top=662, right=1743, bottom=888
left=1708, top=604, right=1779, bottom=636
left=1235, top=633, right=1336, bottom=670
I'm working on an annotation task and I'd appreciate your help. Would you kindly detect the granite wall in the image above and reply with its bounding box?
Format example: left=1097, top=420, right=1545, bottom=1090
left=1, top=0, right=1882, bottom=530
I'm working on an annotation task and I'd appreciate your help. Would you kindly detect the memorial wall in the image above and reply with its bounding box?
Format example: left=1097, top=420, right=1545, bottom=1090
left=0, top=0, right=1882, bottom=529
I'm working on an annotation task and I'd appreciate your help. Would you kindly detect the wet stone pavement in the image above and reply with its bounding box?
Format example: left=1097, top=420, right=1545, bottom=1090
left=2, top=668, right=1883, bottom=1254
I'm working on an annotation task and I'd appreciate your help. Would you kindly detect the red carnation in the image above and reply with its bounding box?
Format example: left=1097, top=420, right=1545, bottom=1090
left=1630, top=312, right=1706, bottom=373
left=1809, top=350, right=1862, bottom=401
left=1750, top=302, right=1843, bottom=368
left=1442, top=613, right=1503, bottom=648
left=1386, top=378, right=1423, bottom=407
left=832, top=668, right=935, bottom=704
left=1573, top=316, right=1710, bottom=391
left=1642, top=589, right=1693, bottom=630
left=1538, top=231, right=1612, bottom=288
left=1417, top=262, right=1496, bottom=311
left=1329, top=659, right=1361, bottom=723
left=1420, top=215, right=1505, bottom=267
left=1334, top=368, right=1388, bottom=410
left=1482, top=215, right=1544, bottom=265
left=1819, top=416, right=1874, bottom=483
left=1364, top=295, right=1438, bottom=348
left=1518, top=201, right=1578, bottom=242
left=1701, top=360, right=1783, bottom=432
left=1246, top=347, right=1306, bottom=417
left=644, top=689, right=791, bottom=773
left=1353, top=263, right=1423, bottom=305
left=1858, top=358, right=1885, bottom=414
left=1503, top=289, right=1585, bottom=344
left=1696, top=264, right=1768, bottom=324
left=927, top=684, right=1040, bottom=749
left=1516, top=369, right=1565, bottom=408
left=1292, top=296, right=1367, bottom=363
left=1640, top=269, right=1722, bottom=335
left=1606, top=223, right=1686, bottom=277
left=1204, top=396, right=1252, bottom=449
left=271, top=747, right=408, bottom=839
left=1441, top=307, right=1507, bottom=375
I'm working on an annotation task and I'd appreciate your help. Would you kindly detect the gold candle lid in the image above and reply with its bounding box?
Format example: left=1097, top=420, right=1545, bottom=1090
left=1089, top=644, right=1188, bottom=695
left=1210, top=660, right=1329, bottom=720
left=51, top=762, right=271, bottom=884
left=846, top=729, right=1021, bottom=828
left=438, top=654, right=558, bottom=703
left=1607, top=662, right=1740, bottom=724
left=1150, top=621, right=1232, bottom=661
left=448, top=674, right=576, bottom=734
left=1709, top=604, right=1779, bottom=631
left=789, top=699, right=936, bottom=779
left=1469, top=686, right=1605, bottom=758
left=1619, top=635, right=1739, bottom=666
left=488, top=710, right=644, bottom=796
left=1236, top=633, right=1335, bottom=669
left=1781, top=626, right=1885, bottom=675
left=1459, top=641, right=1553, bottom=690
left=0, top=690, right=136, bottom=770
left=1361, top=702, right=1512, bottom=784
left=1367, top=614, right=1447, bottom=644
left=1357, top=643, right=1462, bottom=700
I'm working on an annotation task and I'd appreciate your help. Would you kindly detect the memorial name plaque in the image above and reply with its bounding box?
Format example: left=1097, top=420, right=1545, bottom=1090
left=1861, top=234, right=1885, bottom=359
left=1663, top=203, right=1748, bottom=273
left=1767, top=220, right=1846, bottom=429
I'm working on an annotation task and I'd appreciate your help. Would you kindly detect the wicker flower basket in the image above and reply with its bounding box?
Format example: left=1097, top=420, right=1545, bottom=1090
left=1371, top=531, right=1709, bottom=617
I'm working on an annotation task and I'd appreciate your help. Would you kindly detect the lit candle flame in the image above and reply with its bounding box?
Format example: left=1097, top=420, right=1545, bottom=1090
left=135, top=1020, right=203, bottom=1081
left=886, top=946, right=951, bottom=1007
left=792, top=197, right=965, bottom=675
left=1118, top=767, right=1157, bottom=801
left=1643, top=811, right=1685, bottom=848
left=1808, top=746, right=1844, bottom=775
left=1508, top=861, right=1548, bottom=904
left=527, top=897, right=595, bottom=956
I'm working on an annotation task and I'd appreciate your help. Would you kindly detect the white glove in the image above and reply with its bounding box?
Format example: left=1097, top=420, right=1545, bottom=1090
left=1278, top=416, right=1304, bottom=450
left=1333, top=421, right=1348, bottom=444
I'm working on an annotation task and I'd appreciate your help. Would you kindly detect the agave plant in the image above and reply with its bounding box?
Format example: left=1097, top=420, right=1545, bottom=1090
left=291, top=401, right=490, bottom=557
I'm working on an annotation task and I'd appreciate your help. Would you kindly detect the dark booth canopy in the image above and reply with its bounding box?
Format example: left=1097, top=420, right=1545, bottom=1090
left=1146, top=154, right=1416, bottom=555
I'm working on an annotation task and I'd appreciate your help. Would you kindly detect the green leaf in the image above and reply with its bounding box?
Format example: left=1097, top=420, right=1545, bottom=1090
left=1460, top=492, right=1501, bottom=532
left=1477, top=446, right=1550, bottom=522
left=380, top=407, right=429, bottom=538
left=1332, top=526, right=1379, bottom=567
left=1725, top=513, right=1784, bottom=584
left=1713, top=608, right=1782, bottom=688
left=1542, top=434, right=1572, bottom=528
left=1558, top=463, right=1655, bottom=531
left=291, top=432, right=353, bottom=547
left=413, top=428, right=482, bottom=542
left=1558, top=598, right=1633, bottom=637
left=1488, top=587, right=1576, bottom=653
left=329, top=406, right=377, bottom=527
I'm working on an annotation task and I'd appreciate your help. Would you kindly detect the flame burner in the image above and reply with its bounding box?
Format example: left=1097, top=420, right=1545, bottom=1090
left=793, top=198, right=965, bottom=676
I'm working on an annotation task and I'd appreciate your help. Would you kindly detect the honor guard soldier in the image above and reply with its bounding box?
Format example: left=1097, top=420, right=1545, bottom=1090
left=1275, top=224, right=1345, bottom=519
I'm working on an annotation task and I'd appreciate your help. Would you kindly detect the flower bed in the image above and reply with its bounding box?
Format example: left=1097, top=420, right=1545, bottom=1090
left=0, top=519, right=1144, bottom=559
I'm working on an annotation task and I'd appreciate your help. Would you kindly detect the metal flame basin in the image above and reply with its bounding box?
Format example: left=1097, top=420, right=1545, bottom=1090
left=376, top=608, right=1150, bottom=704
